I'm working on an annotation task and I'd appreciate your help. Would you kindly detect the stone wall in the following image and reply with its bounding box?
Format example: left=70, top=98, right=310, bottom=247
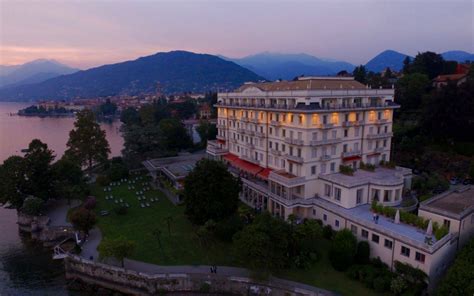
left=17, top=212, right=74, bottom=247
left=65, top=255, right=337, bottom=296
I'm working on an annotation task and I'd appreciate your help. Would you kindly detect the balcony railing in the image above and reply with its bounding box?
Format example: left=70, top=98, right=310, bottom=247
left=249, top=118, right=259, bottom=123
left=216, top=101, right=398, bottom=112
left=237, top=128, right=246, bottom=134
left=341, top=150, right=361, bottom=158
left=310, top=138, right=342, bottom=146
left=317, top=123, right=334, bottom=129
left=270, top=120, right=281, bottom=126
left=255, top=131, right=265, bottom=137
left=320, top=155, right=331, bottom=161
left=374, top=118, right=388, bottom=124
left=285, top=154, right=304, bottom=163
left=269, top=170, right=306, bottom=187
left=230, top=138, right=237, bottom=143
left=216, top=135, right=226, bottom=140
left=270, top=149, right=282, bottom=156
left=367, top=132, right=393, bottom=139
left=241, top=117, right=249, bottom=122
left=228, top=115, right=236, bottom=120
left=245, top=142, right=255, bottom=149
left=374, top=147, right=385, bottom=153
left=342, top=120, right=364, bottom=127
left=241, top=155, right=260, bottom=165
left=284, top=137, right=304, bottom=146
left=216, top=124, right=226, bottom=129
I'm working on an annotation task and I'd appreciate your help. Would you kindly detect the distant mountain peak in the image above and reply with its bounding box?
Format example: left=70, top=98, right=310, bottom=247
left=365, top=49, right=413, bottom=72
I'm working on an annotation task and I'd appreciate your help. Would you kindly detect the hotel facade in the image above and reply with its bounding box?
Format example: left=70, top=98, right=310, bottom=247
left=206, top=77, right=474, bottom=289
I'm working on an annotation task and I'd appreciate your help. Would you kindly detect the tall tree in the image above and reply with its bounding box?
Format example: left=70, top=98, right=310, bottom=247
left=65, top=109, right=110, bottom=170
left=23, top=139, right=55, bottom=201
left=328, top=229, right=357, bottom=271
left=196, top=120, right=217, bottom=147
left=70, top=207, right=97, bottom=235
left=395, top=73, right=430, bottom=112
left=353, top=65, right=367, bottom=84
left=402, top=56, right=411, bottom=74
left=158, top=118, right=192, bottom=151
left=0, top=156, right=26, bottom=208
left=52, top=157, right=87, bottom=204
left=411, top=51, right=445, bottom=79
left=183, top=159, right=241, bottom=224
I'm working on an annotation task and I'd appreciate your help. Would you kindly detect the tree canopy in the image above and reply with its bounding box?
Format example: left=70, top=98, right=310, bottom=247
left=328, top=229, right=357, bottom=271
left=183, top=159, right=241, bottom=225
left=98, top=236, right=136, bottom=267
left=65, top=109, right=110, bottom=169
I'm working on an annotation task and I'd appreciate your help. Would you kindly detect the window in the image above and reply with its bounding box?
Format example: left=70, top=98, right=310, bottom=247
left=323, top=214, right=327, bottom=221
left=312, top=132, right=318, bottom=140
left=384, top=190, right=391, bottom=202
left=361, top=229, right=369, bottom=239
left=269, top=127, right=273, bottom=135
left=282, top=144, right=286, bottom=152
left=415, top=252, right=425, bottom=263
left=372, top=234, right=380, bottom=244
left=334, top=187, right=341, bottom=201
left=443, top=219, right=451, bottom=231
left=311, top=148, right=317, bottom=158
left=282, top=129, right=286, bottom=137
left=269, top=141, right=273, bottom=149
left=312, top=208, right=316, bottom=215
left=351, top=225, right=358, bottom=235
left=332, top=130, right=337, bottom=138
left=401, top=246, right=410, bottom=257
left=384, top=239, right=393, bottom=249
left=355, top=127, right=360, bottom=137
left=344, top=129, right=348, bottom=137
left=331, top=146, right=336, bottom=155
left=324, top=184, right=332, bottom=197
left=321, top=163, right=327, bottom=174
left=330, top=162, right=336, bottom=172
left=311, top=165, right=317, bottom=175
left=335, top=220, right=340, bottom=228
left=356, top=189, right=364, bottom=204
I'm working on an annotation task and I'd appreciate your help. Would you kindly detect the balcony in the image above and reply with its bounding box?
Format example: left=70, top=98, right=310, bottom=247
left=230, top=138, right=237, bottom=143
left=270, top=149, right=282, bottom=156
left=241, top=155, right=260, bottom=165
left=249, top=118, right=259, bottom=123
left=228, top=115, right=236, bottom=120
left=374, top=118, right=388, bottom=124
left=241, top=117, right=249, bottom=122
left=216, top=124, right=226, bottom=129
left=341, top=150, right=361, bottom=158
left=310, top=138, right=342, bottom=146
left=216, top=134, right=226, bottom=140
left=342, top=120, right=364, bottom=127
left=255, top=131, right=265, bottom=137
left=374, top=147, right=385, bottom=153
left=320, top=155, right=331, bottom=161
left=269, top=170, right=306, bottom=187
left=270, top=120, right=281, bottom=126
left=246, top=130, right=255, bottom=136
left=245, top=142, right=255, bottom=149
left=317, top=123, right=334, bottom=129
left=285, top=154, right=304, bottom=163
left=237, top=128, right=246, bottom=134
left=206, top=141, right=229, bottom=155
left=367, top=132, right=393, bottom=139
left=284, top=137, right=304, bottom=146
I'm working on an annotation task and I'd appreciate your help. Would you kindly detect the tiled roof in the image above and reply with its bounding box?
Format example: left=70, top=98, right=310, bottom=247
left=433, top=74, right=467, bottom=82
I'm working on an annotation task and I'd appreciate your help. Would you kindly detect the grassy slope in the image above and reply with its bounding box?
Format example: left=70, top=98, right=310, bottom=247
left=91, top=176, right=379, bottom=296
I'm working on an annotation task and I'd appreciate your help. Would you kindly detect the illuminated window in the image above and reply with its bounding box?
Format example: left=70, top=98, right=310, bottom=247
left=331, top=113, right=339, bottom=124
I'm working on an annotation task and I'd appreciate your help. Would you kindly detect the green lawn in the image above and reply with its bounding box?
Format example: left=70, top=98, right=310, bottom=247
left=91, top=174, right=380, bottom=296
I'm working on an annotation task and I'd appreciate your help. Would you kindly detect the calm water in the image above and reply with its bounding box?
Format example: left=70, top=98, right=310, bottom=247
left=0, top=102, right=124, bottom=295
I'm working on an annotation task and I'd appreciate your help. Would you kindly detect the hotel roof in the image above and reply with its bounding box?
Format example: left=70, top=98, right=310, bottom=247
left=319, top=167, right=412, bottom=188
left=420, top=186, right=474, bottom=219
left=236, top=77, right=368, bottom=92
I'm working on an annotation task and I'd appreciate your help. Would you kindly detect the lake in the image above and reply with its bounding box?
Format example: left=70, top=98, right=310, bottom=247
left=0, top=101, right=124, bottom=295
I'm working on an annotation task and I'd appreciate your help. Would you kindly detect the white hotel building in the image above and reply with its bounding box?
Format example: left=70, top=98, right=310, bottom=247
left=206, top=77, right=474, bottom=289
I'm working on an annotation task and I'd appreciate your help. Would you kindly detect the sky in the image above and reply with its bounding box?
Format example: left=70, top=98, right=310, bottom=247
left=0, top=0, right=473, bottom=69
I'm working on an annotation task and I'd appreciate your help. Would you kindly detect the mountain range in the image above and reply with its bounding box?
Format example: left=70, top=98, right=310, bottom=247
left=0, top=51, right=263, bottom=101
left=0, top=59, right=78, bottom=88
left=221, top=52, right=355, bottom=80
left=0, top=49, right=472, bottom=102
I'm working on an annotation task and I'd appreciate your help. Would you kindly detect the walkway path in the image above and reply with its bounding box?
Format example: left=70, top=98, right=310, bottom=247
left=47, top=199, right=81, bottom=227
left=80, top=227, right=102, bottom=261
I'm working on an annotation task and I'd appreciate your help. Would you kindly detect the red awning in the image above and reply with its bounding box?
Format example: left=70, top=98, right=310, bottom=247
left=257, top=168, right=273, bottom=180
left=342, top=155, right=362, bottom=162
left=223, top=153, right=263, bottom=175
left=217, top=139, right=226, bottom=144
left=223, top=153, right=239, bottom=162
left=232, top=158, right=262, bottom=175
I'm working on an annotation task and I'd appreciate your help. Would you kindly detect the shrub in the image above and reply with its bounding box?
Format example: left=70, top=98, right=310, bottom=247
left=214, top=214, right=244, bottom=242
left=96, top=175, right=110, bottom=186
left=391, top=276, right=408, bottom=295
left=83, top=196, right=97, bottom=210
left=373, top=276, right=391, bottom=293
left=114, top=206, right=128, bottom=215
left=328, top=229, right=357, bottom=271
left=339, top=165, right=354, bottom=176
left=355, top=241, right=370, bottom=264
left=107, top=158, right=129, bottom=182
left=314, top=219, right=323, bottom=226
left=435, top=225, right=449, bottom=240
left=345, top=264, right=363, bottom=280
left=360, top=162, right=375, bottom=171
left=322, top=225, right=334, bottom=240
left=21, top=196, right=44, bottom=216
